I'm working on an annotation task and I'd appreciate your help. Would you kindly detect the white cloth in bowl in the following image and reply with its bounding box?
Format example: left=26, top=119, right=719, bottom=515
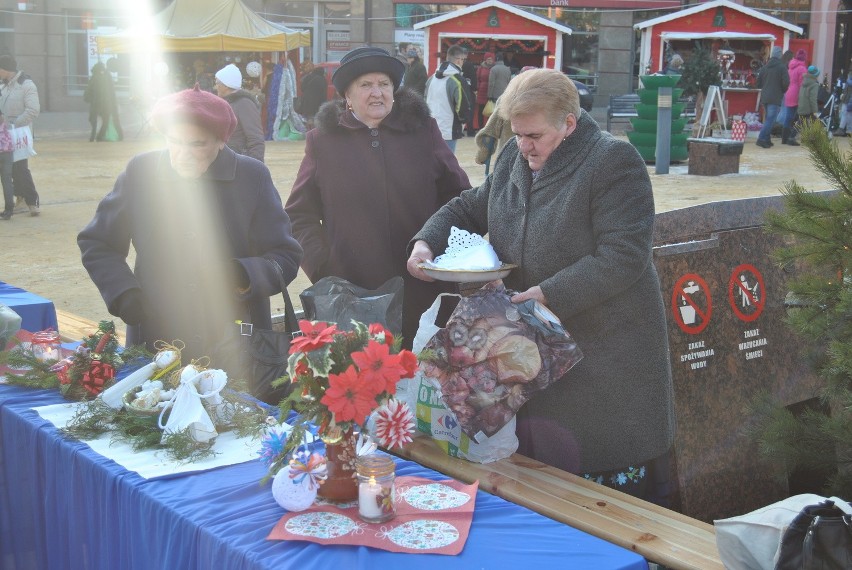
left=426, top=227, right=501, bottom=270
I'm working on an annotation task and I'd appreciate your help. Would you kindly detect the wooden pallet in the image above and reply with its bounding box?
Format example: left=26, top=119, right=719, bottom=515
left=393, top=436, right=723, bottom=570
left=56, top=309, right=126, bottom=346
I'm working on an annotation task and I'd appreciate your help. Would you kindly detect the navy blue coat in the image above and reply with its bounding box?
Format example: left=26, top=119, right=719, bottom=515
left=78, top=147, right=303, bottom=361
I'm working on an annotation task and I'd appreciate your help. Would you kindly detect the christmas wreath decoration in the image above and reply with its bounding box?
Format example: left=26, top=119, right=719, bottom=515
left=3, top=321, right=147, bottom=401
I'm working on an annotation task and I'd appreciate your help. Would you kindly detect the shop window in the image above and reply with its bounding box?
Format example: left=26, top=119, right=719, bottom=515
left=323, top=3, right=351, bottom=24
left=65, top=9, right=128, bottom=95
left=262, top=1, right=315, bottom=23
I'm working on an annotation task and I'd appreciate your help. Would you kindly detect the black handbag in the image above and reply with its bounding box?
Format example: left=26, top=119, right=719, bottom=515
left=775, top=497, right=852, bottom=569
left=215, top=260, right=298, bottom=405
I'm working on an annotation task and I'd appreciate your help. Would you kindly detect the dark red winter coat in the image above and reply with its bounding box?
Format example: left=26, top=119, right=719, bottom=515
left=476, top=64, right=492, bottom=105
left=285, top=88, right=471, bottom=345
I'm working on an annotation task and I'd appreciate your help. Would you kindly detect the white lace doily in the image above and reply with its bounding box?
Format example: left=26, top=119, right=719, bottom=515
left=427, top=227, right=501, bottom=270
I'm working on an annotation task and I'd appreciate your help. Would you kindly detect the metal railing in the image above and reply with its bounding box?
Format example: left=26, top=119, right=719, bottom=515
left=566, top=73, right=599, bottom=93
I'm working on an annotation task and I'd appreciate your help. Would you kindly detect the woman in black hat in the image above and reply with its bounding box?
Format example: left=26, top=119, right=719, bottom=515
left=286, top=47, right=471, bottom=346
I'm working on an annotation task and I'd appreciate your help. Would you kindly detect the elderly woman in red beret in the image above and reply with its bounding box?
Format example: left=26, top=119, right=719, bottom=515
left=285, top=47, right=470, bottom=346
left=78, top=85, right=302, bottom=364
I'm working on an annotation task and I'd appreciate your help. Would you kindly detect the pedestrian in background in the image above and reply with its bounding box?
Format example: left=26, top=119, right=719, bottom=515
left=461, top=49, right=477, bottom=136
left=475, top=52, right=494, bottom=133
left=403, top=48, right=427, bottom=97
left=0, top=111, right=13, bottom=220
left=797, top=65, right=820, bottom=124
left=215, top=63, right=265, bottom=162
left=782, top=49, right=808, bottom=146
left=755, top=46, right=789, bottom=148
left=774, top=50, right=795, bottom=133
left=664, top=54, right=684, bottom=75
left=298, top=62, right=328, bottom=130
left=84, top=62, right=123, bottom=143
left=0, top=55, right=40, bottom=216
left=425, top=45, right=472, bottom=152
left=488, top=53, right=511, bottom=103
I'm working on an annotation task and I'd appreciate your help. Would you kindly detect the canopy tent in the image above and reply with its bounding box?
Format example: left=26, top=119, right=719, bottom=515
left=96, top=0, right=311, bottom=53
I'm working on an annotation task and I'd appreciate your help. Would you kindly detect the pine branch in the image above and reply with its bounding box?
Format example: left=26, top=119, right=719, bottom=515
left=752, top=116, right=852, bottom=496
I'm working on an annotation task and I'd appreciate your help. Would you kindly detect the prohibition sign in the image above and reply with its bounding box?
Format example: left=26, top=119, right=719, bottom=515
left=728, top=264, right=765, bottom=322
left=671, top=273, right=712, bottom=334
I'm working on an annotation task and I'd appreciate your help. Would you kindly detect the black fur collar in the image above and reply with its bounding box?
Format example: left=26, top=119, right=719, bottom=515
left=315, top=88, right=431, bottom=134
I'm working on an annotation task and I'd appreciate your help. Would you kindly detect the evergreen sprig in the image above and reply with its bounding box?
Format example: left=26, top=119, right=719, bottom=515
left=61, top=388, right=267, bottom=463
left=750, top=118, right=852, bottom=496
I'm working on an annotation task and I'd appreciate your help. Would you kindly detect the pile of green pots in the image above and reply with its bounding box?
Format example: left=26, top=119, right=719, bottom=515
left=627, top=75, right=688, bottom=163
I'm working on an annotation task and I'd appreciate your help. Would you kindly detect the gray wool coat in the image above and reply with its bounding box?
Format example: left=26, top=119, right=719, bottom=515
left=78, top=147, right=302, bottom=362
left=412, top=110, right=675, bottom=473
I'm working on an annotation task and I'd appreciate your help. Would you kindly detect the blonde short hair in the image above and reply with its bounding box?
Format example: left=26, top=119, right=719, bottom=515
left=498, top=68, right=579, bottom=128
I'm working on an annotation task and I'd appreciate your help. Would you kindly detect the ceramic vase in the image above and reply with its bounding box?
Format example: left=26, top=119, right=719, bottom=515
left=316, top=429, right=358, bottom=502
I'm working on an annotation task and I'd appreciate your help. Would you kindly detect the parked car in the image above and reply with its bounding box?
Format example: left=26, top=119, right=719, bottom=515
left=571, top=79, right=594, bottom=112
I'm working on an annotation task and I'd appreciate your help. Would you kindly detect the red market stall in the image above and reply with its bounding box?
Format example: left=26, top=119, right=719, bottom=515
left=413, top=0, right=572, bottom=75
left=635, top=0, right=803, bottom=118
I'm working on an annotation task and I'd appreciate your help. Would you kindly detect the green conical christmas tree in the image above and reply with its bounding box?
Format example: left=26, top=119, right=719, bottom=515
left=752, top=118, right=852, bottom=496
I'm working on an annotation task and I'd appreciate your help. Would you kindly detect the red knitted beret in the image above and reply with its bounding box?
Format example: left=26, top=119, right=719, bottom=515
left=150, top=84, right=237, bottom=142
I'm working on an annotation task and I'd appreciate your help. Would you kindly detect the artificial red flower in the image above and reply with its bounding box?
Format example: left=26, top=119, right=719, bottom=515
left=351, top=340, right=407, bottom=395
left=293, top=358, right=310, bottom=381
left=368, top=323, right=394, bottom=348
left=289, top=321, right=338, bottom=354
left=398, top=349, right=418, bottom=380
left=321, top=365, right=380, bottom=425
left=373, top=399, right=415, bottom=449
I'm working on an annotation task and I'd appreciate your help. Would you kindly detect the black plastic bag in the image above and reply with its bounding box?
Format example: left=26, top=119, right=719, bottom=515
left=299, top=276, right=403, bottom=335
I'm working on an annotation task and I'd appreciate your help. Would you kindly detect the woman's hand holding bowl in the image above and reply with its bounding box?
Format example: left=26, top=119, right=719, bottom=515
left=407, top=240, right=436, bottom=282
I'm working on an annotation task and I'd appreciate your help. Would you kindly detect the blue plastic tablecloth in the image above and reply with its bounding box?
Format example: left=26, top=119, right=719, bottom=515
left=0, top=281, right=58, bottom=333
left=0, top=385, right=649, bottom=570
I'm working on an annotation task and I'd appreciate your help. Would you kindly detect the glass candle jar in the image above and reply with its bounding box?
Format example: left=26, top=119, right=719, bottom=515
left=31, top=329, right=61, bottom=362
left=356, top=454, right=396, bottom=523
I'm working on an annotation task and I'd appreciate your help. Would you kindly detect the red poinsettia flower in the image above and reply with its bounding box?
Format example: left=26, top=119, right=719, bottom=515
left=289, top=321, right=338, bottom=354
left=398, top=349, right=418, bottom=380
left=368, top=323, right=394, bottom=348
left=351, top=340, right=407, bottom=395
left=320, top=365, right=382, bottom=425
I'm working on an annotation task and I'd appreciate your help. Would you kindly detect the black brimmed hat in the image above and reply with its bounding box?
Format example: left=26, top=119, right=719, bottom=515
left=331, top=47, right=405, bottom=96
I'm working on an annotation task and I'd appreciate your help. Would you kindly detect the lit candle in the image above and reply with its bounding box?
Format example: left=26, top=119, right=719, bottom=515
left=356, top=453, right=396, bottom=523
left=358, top=477, right=385, bottom=520
left=42, top=347, right=61, bottom=362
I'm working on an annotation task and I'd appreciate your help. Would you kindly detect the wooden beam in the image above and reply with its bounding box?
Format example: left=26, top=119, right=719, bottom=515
left=393, top=436, right=724, bottom=570
left=56, top=309, right=126, bottom=346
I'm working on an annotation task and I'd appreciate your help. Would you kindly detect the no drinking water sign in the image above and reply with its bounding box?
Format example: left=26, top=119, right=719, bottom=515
left=671, top=273, right=712, bottom=335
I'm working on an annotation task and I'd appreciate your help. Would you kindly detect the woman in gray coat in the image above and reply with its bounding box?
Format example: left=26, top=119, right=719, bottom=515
left=78, top=85, right=302, bottom=370
left=408, top=69, right=674, bottom=502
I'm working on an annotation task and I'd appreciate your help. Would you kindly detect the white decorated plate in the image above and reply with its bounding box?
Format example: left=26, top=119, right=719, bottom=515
left=418, top=263, right=517, bottom=283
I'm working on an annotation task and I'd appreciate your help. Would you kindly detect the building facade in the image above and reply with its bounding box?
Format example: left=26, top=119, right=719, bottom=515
left=0, top=0, right=843, bottom=112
